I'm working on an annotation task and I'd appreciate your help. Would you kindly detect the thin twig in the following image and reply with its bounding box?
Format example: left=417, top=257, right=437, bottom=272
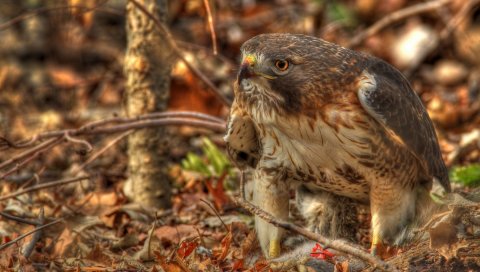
left=20, top=172, right=42, bottom=190
left=127, top=0, right=231, bottom=106
left=64, top=133, right=93, bottom=153
left=70, top=130, right=133, bottom=175
left=348, top=0, right=451, bottom=48
left=0, top=176, right=90, bottom=202
left=0, top=218, right=63, bottom=251
left=200, top=199, right=228, bottom=232
left=78, top=111, right=225, bottom=132
left=0, top=136, right=64, bottom=172
left=202, top=0, right=217, bottom=55
left=6, top=111, right=225, bottom=148
left=22, top=208, right=45, bottom=258
left=233, top=197, right=397, bottom=272
left=0, top=211, right=40, bottom=226
left=0, top=151, right=42, bottom=179
left=82, top=118, right=225, bottom=135
left=0, top=112, right=225, bottom=183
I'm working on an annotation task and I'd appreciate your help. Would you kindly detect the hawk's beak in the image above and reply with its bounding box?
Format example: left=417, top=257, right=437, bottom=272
left=238, top=54, right=277, bottom=82
left=238, top=55, right=256, bottom=82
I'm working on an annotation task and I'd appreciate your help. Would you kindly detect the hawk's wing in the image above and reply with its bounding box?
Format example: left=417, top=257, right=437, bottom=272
left=357, top=59, right=450, bottom=192
left=224, top=100, right=260, bottom=169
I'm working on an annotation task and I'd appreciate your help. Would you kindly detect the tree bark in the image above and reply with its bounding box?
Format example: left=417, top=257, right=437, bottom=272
left=123, top=0, right=172, bottom=209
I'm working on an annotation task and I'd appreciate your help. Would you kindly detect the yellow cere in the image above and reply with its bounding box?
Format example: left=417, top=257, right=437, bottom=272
left=245, top=54, right=256, bottom=66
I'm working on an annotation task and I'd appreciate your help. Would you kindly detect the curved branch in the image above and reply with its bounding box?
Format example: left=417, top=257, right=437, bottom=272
left=0, top=176, right=90, bottom=202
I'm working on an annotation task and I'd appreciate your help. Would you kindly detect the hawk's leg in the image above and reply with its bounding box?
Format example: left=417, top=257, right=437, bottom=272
left=369, top=184, right=416, bottom=255
left=253, top=169, right=290, bottom=258
left=296, top=184, right=358, bottom=241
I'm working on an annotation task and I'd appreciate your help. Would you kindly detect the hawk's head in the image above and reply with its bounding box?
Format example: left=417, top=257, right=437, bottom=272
left=236, top=33, right=364, bottom=117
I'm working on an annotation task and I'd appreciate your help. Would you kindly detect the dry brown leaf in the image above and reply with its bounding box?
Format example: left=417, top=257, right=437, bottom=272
left=0, top=243, right=16, bottom=269
left=52, top=227, right=75, bottom=257
left=100, top=207, right=131, bottom=229
left=85, top=243, right=112, bottom=265
left=69, top=0, right=96, bottom=28
left=48, top=66, right=84, bottom=88
left=78, top=191, right=121, bottom=215
left=241, top=229, right=258, bottom=259
left=155, top=224, right=198, bottom=245
left=169, top=58, right=225, bottom=117
left=156, top=254, right=186, bottom=272
left=134, top=224, right=156, bottom=261
left=177, top=240, right=198, bottom=260
left=111, top=233, right=139, bottom=251
left=205, top=176, right=230, bottom=211
left=214, top=227, right=232, bottom=261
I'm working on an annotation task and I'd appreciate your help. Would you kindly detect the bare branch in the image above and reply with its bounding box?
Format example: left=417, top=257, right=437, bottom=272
left=82, top=118, right=225, bottom=135
left=0, top=218, right=63, bottom=252
left=0, top=176, right=90, bottom=202
left=348, top=0, right=451, bottom=48
left=0, top=112, right=225, bottom=175
left=203, top=0, right=218, bottom=55
left=70, top=130, right=133, bottom=175
left=0, top=211, right=41, bottom=226
left=0, top=137, right=64, bottom=172
left=22, top=208, right=45, bottom=258
left=200, top=199, right=228, bottom=232
left=64, top=133, right=93, bottom=153
left=6, top=111, right=225, bottom=147
left=233, top=197, right=398, bottom=272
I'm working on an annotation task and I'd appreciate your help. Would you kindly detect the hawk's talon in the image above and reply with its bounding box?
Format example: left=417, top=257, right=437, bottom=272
left=370, top=232, right=381, bottom=256
left=370, top=245, right=378, bottom=256
left=269, top=239, right=281, bottom=258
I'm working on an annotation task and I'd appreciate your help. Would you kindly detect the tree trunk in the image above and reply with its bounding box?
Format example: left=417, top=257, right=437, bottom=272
left=123, top=0, right=172, bottom=209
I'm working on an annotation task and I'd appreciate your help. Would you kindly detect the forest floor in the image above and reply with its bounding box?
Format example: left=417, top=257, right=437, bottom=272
left=0, top=0, right=480, bottom=271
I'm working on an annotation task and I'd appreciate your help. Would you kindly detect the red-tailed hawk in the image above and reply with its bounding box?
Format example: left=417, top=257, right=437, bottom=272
left=225, top=33, right=450, bottom=258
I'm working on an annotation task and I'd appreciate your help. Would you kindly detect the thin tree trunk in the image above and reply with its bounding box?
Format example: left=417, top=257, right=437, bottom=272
left=123, top=0, right=172, bottom=209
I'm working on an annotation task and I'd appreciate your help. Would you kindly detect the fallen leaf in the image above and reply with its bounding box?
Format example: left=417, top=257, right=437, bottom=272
left=77, top=191, right=121, bottom=215
left=52, top=227, right=75, bottom=257
left=205, top=175, right=230, bottom=211
left=111, top=233, right=139, bottom=250
left=85, top=243, right=112, bottom=265
left=245, top=260, right=271, bottom=272
left=214, top=227, right=232, bottom=261
left=177, top=240, right=198, bottom=260
left=156, top=253, right=186, bottom=272
left=134, top=224, right=156, bottom=261
left=155, top=224, right=198, bottom=245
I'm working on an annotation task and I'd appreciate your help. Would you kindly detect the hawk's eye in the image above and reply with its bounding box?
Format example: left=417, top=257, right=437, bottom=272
left=274, top=60, right=289, bottom=71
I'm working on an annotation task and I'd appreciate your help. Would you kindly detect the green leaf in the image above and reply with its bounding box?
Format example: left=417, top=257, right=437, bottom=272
left=180, top=138, right=232, bottom=178
left=202, top=137, right=231, bottom=176
left=326, top=2, right=357, bottom=28
left=181, top=152, right=211, bottom=176
left=450, top=164, right=480, bottom=187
